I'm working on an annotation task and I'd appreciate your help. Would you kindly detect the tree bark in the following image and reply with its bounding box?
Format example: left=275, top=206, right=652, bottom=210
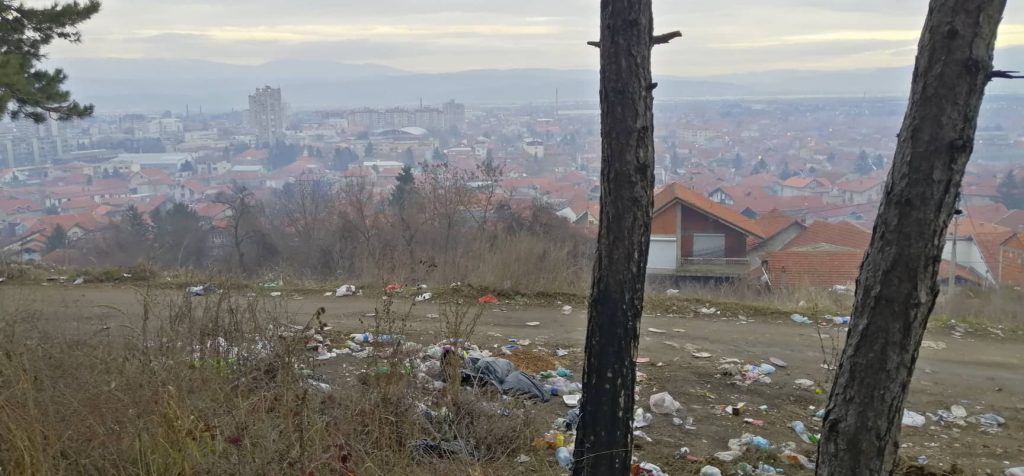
left=571, top=0, right=655, bottom=474
left=817, top=1, right=1006, bottom=474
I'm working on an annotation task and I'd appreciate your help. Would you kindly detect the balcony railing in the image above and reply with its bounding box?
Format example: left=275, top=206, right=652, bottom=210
left=678, top=257, right=750, bottom=277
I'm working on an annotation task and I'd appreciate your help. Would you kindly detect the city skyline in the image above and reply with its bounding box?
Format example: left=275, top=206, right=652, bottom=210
left=44, top=0, right=1024, bottom=76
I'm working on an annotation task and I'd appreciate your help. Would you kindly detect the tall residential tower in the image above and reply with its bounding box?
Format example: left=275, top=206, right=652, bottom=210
left=248, top=86, right=285, bottom=145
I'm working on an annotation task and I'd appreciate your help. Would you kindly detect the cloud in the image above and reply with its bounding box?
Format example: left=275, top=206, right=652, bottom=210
left=43, top=0, right=1024, bottom=76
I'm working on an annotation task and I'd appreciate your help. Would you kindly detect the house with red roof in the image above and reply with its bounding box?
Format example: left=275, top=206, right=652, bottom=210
left=999, top=232, right=1024, bottom=286
left=780, top=176, right=832, bottom=198
left=941, top=219, right=1015, bottom=285
left=746, top=210, right=806, bottom=265
left=997, top=209, right=1024, bottom=232
left=648, top=182, right=766, bottom=278
left=757, top=221, right=870, bottom=289
left=834, top=177, right=885, bottom=204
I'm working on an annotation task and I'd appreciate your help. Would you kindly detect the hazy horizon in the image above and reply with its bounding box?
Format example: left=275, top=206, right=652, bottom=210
left=42, top=0, right=1024, bottom=76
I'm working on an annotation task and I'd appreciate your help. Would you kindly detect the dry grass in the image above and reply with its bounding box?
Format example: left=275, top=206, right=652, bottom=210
left=0, top=285, right=550, bottom=475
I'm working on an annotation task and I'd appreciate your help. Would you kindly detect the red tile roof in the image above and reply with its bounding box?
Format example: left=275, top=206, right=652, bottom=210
left=962, top=203, right=1010, bottom=225
left=736, top=195, right=826, bottom=216
left=655, top=182, right=765, bottom=239
left=783, top=220, right=871, bottom=251
left=938, top=260, right=985, bottom=285
left=996, top=209, right=1024, bottom=232
left=755, top=209, right=801, bottom=238
left=762, top=249, right=865, bottom=288
left=835, top=177, right=885, bottom=193
left=782, top=176, right=831, bottom=189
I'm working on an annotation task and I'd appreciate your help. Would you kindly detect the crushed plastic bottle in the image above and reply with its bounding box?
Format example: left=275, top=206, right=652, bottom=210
left=790, top=420, right=813, bottom=443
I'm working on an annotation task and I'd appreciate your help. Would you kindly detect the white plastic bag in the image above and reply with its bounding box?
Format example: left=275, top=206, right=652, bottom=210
left=649, top=392, right=683, bottom=415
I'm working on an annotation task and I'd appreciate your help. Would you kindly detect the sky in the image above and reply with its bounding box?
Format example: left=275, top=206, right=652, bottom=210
left=42, top=0, right=1024, bottom=76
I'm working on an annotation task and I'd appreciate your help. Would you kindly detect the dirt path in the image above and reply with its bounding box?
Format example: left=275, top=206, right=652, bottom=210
left=4, top=284, right=1022, bottom=473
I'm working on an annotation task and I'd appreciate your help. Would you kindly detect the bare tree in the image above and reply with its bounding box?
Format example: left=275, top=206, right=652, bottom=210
left=571, top=1, right=678, bottom=473
left=818, top=1, right=1009, bottom=473
left=270, top=174, right=336, bottom=271
left=214, top=182, right=268, bottom=275
left=419, top=162, right=477, bottom=275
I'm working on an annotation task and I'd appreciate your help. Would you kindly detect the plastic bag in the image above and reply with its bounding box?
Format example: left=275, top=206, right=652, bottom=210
left=649, top=392, right=683, bottom=415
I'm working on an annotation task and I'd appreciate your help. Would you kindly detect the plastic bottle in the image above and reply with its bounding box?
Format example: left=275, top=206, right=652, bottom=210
left=790, top=420, right=812, bottom=443
left=748, top=436, right=771, bottom=449
left=555, top=447, right=573, bottom=468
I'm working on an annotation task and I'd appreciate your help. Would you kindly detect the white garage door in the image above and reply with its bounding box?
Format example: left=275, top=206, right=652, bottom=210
left=647, top=236, right=678, bottom=270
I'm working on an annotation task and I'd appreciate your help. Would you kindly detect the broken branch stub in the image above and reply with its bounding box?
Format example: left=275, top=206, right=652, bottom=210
left=586, top=30, right=682, bottom=49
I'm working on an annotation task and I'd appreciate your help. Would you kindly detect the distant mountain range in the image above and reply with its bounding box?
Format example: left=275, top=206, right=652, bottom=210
left=52, top=47, right=1024, bottom=113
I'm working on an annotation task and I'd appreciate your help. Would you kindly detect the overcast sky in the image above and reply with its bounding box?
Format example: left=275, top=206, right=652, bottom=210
left=44, top=0, right=1024, bottom=76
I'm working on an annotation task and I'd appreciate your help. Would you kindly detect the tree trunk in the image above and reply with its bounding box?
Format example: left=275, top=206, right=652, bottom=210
left=817, top=1, right=1006, bottom=474
left=571, top=0, right=655, bottom=474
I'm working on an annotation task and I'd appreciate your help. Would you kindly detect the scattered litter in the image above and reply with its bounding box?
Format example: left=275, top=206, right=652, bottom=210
left=794, top=379, right=815, bottom=389
left=781, top=450, right=815, bottom=470
left=555, top=348, right=570, bottom=357
left=632, top=430, right=653, bottom=442
left=691, top=352, right=712, bottom=359
left=187, top=284, right=216, bottom=296
left=269, top=292, right=282, bottom=297
left=515, top=455, right=531, bottom=464
left=790, top=420, right=818, bottom=443
left=743, top=418, right=765, bottom=427
left=672, top=417, right=684, bottom=426
left=950, top=404, right=967, bottom=418
left=700, top=466, right=723, bottom=476
left=415, top=292, right=433, bottom=302
left=632, top=407, right=653, bottom=428
left=647, top=328, right=667, bottom=334
left=634, top=462, right=666, bottom=476
left=1005, top=467, right=1024, bottom=476
left=971, top=413, right=1005, bottom=431
left=921, top=341, right=947, bottom=350
left=555, top=447, right=572, bottom=468
left=306, top=380, right=331, bottom=392
left=72, top=277, right=84, bottom=285
left=335, top=284, right=357, bottom=297
left=636, top=357, right=651, bottom=363
left=917, top=456, right=928, bottom=465
left=426, top=313, right=440, bottom=318
left=563, top=394, right=581, bottom=407
left=663, top=341, right=680, bottom=349
left=673, top=328, right=686, bottom=333
left=561, top=305, right=573, bottom=315
left=674, top=447, right=690, bottom=459
left=769, top=357, right=788, bottom=368
left=831, top=316, right=851, bottom=325
left=790, top=314, right=812, bottom=324
left=665, top=289, right=679, bottom=296
left=649, top=392, right=683, bottom=415
left=478, top=294, right=499, bottom=304
left=714, top=450, right=741, bottom=462
left=699, top=307, right=719, bottom=315
left=525, top=322, right=540, bottom=327
left=384, top=283, right=402, bottom=293
left=723, top=403, right=745, bottom=416
left=323, top=291, right=333, bottom=296
left=902, top=410, right=926, bottom=428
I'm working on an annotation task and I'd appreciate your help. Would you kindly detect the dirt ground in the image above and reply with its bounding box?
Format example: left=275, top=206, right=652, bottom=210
left=3, top=283, right=1022, bottom=474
